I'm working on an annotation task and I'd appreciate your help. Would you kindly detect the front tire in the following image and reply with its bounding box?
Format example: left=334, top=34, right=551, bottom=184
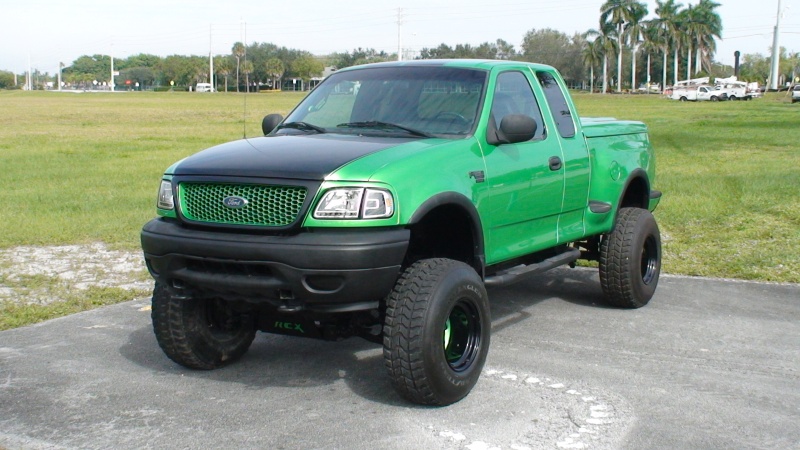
left=151, top=282, right=256, bottom=369
left=599, top=208, right=662, bottom=308
left=383, top=259, right=490, bottom=406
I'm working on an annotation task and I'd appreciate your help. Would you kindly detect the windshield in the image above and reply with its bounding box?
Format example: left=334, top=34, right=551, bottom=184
left=282, top=66, right=487, bottom=138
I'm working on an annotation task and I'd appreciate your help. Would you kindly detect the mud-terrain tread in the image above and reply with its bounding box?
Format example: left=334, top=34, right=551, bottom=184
left=151, top=282, right=255, bottom=370
left=383, top=258, right=488, bottom=405
left=599, top=207, right=661, bottom=308
left=384, top=260, right=440, bottom=404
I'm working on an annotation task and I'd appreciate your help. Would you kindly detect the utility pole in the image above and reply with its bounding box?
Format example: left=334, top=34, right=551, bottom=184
left=110, top=43, right=115, bottom=92
left=397, top=8, right=403, bottom=61
left=58, top=62, right=63, bottom=91
left=209, top=24, right=214, bottom=91
left=769, top=0, right=783, bottom=90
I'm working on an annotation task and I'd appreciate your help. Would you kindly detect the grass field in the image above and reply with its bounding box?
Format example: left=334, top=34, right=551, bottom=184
left=574, top=92, right=800, bottom=283
left=0, top=89, right=798, bottom=320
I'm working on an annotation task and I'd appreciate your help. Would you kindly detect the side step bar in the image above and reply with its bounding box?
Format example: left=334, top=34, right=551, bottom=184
left=484, top=247, right=581, bottom=287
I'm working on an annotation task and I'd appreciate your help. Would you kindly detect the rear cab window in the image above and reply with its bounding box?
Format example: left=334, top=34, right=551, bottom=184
left=535, top=71, right=576, bottom=138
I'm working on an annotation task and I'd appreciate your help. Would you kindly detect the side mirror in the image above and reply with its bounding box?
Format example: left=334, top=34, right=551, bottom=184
left=499, top=114, right=537, bottom=143
left=262, top=114, right=283, bottom=135
left=487, top=114, right=537, bottom=145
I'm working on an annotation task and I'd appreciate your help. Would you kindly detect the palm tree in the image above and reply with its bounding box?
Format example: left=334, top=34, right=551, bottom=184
left=215, top=57, right=232, bottom=93
left=265, top=58, right=284, bottom=91
left=241, top=60, right=253, bottom=93
left=585, top=22, right=619, bottom=94
left=581, top=38, right=603, bottom=93
left=624, top=2, right=649, bottom=91
left=640, top=20, right=662, bottom=91
left=680, top=5, right=697, bottom=79
left=600, top=0, right=647, bottom=92
left=657, top=0, right=686, bottom=85
left=693, top=0, right=722, bottom=74
left=232, top=42, right=245, bottom=92
left=655, top=0, right=682, bottom=89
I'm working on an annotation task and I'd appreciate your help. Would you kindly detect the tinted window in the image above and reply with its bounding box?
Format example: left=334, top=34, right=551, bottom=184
left=491, top=71, right=545, bottom=140
left=286, top=66, right=487, bottom=137
left=536, top=71, right=576, bottom=138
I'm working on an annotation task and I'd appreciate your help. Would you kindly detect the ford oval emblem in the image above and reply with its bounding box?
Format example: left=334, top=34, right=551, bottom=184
left=222, top=196, right=248, bottom=208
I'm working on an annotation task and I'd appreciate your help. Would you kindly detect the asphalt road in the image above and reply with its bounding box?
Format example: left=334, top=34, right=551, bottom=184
left=1, top=268, right=798, bottom=450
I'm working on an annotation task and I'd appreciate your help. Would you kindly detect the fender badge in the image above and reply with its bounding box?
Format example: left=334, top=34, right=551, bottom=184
left=222, top=196, right=249, bottom=208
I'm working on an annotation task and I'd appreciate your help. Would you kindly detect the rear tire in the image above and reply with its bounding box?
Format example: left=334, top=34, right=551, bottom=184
left=383, top=258, right=490, bottom=406
left=599, top=208, right=662, bottom=308
left=151, top=282, right=256, bottom=369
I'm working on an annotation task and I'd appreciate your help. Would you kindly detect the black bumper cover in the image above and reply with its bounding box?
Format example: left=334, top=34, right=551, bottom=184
left=141, top=218, right=409, bottom=312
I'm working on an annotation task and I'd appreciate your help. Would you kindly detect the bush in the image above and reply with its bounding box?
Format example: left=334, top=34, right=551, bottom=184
left=0, top=70, right=16, bottom=89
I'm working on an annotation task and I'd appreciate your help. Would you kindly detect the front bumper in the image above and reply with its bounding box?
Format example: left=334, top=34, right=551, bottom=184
left=141, top=218, right=409, bottom=312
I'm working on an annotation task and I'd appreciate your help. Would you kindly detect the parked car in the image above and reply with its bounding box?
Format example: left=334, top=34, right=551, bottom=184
left=792, top=85, right=800, bottom=103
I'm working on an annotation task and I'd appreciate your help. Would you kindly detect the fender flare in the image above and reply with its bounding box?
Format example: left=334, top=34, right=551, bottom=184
left=408, top=192, right=486, bottom=277
left=616, top=169, right=651, bottom=212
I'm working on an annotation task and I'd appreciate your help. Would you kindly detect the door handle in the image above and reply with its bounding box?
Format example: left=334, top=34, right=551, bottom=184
left=549, top=156, right=562, bottom=171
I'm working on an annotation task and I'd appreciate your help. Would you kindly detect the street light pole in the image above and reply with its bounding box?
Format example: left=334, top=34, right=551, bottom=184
left=209, top=24, right=214, bottom=91
left=110, top=44, right=115, bottom=92
left=397, top=8, right=403, bottom=61
left=769, top=0, right=783, bottom=90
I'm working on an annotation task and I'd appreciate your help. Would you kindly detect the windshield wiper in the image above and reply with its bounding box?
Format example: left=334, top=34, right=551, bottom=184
left=277, top=121, right=326, bottom=134
left=337, top=121, right=433, bottom=138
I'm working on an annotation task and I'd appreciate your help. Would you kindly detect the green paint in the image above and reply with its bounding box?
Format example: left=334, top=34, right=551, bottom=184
left=156, top=60, right=657, bottom=269
left=274, top=321, right=305, bottom=333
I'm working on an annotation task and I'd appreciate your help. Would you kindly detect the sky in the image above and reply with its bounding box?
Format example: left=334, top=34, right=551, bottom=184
left=1, top=0, right=798, bottom=75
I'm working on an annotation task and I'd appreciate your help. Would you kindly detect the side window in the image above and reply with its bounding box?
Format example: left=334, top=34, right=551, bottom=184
left=491, top=71, right=545, bottom=140
left=536, top=72, right=576, bottom=138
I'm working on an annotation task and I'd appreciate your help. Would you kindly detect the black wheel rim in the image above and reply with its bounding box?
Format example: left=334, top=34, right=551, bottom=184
left=640, top=235, right=659, bottom=285
left=443, top=300, right=481, bottom=372
left=203, top=299, right=245, bottom=337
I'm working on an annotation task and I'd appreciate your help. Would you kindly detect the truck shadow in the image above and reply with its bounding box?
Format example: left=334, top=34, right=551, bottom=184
left=119, top=267, right=612, bottom=406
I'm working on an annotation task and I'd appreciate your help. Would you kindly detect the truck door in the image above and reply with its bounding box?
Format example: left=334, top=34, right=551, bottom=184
left=479, top=70, right=565, bottom=264
left=533, top=70, right=590, bottom=243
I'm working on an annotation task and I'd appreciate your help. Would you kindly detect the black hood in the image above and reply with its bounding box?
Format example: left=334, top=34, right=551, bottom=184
left=173, top=134, right=418, bottom=180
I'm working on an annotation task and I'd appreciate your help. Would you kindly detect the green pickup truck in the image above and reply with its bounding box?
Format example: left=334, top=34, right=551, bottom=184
left=141, top=60, right=662, bottom=406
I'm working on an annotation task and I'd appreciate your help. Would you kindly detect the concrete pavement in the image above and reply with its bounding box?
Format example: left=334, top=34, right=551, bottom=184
left=1, top=269, right=798, bottom=449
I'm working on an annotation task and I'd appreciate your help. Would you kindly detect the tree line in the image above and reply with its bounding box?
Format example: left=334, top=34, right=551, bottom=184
left=3, top=0, right=798, bottom=91
left=50, top=42, right=325, bottom=91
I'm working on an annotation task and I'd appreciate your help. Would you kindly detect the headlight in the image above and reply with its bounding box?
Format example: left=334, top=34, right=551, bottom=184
left=313, top=188, right=394, bottom=219
left=362, top=189, right=394, bottom=219
left=157, top=180, right=174, bottom=210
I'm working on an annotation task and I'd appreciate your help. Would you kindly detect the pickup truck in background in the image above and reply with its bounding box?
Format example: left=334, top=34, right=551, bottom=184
left=671, top=84, right=726, bottom=101
left=713, top=76, right=753, bottom=101
left=141, top=60, right=662, bottom=405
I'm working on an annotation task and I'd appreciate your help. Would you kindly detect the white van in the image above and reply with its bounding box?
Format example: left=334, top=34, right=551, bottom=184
left=195, top=83, right=213, bottom=92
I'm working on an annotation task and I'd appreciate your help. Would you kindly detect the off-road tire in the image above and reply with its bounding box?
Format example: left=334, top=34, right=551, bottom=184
left=151, top=282, right=256, bottom=369
left=599, top=207, right=662, bottom=308
left=383, top=258, right=490, bottom=406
